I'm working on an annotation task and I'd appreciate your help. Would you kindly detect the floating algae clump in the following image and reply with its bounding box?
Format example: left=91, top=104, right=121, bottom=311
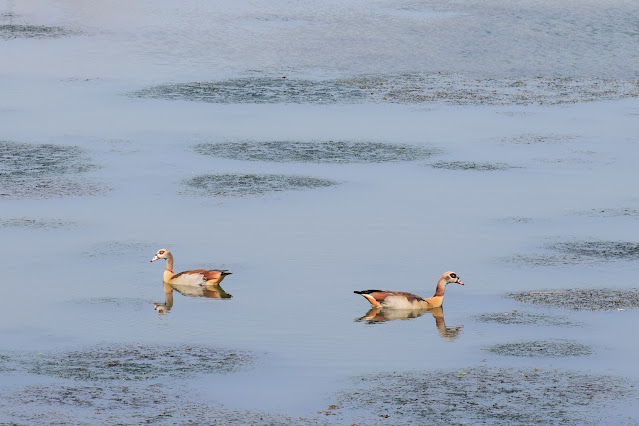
left=485, top=339, right=592, bottom=358
left=194, top=140, right=436, bottom=164
left=509, top=288, right=639, bottom=311
left=338, top=367, right=634, bottom=424
left=0, top=24, right=78, bottom=40
left=476, top=310, right=578, bottom=326
left=0, top=141, right=107, bottom=199
left=1, top=344, right=254, bottom=381
left=182, top=173, right=337, bottom=197
left=428, top=161, right=516, bottom=171
left=505, top=240, right=639, bottom=266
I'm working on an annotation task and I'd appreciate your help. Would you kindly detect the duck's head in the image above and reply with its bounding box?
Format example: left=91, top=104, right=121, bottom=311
left=151, top=249, right=170, bottom=262
left=443, top=271, right=464, bottom=285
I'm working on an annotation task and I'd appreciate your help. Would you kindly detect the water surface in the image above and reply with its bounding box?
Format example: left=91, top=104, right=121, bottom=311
left=1, top=0, right=639, bottom=423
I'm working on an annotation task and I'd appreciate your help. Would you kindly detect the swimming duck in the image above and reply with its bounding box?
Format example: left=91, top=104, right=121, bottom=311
left=354, top=271, right=463, bottom=309
left=150, top=249, right=232, bottom=286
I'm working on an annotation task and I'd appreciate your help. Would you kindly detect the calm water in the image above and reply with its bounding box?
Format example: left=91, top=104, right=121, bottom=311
left=1, top=0, right=639, bottom=423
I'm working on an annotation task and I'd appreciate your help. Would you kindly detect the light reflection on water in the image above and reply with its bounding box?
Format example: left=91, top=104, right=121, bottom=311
left=1, top=0, right=639, bottom=423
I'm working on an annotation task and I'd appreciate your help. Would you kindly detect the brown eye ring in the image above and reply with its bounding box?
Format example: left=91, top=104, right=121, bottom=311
left=450, top=273, right=457, bottom=278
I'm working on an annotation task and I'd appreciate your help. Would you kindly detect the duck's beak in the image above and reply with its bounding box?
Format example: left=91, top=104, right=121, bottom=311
left=456, top=278, right=464, bottom=285
left=150, top=255, right=159, bottom=262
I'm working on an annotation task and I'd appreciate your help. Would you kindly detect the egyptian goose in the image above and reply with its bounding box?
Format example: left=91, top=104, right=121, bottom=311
left=150, top=249, right=232, bottom=286
left=354, top=271, right=463, bottom=309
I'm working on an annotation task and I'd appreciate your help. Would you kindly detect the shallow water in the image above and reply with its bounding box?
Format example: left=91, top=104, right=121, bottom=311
left=1, top=0, right=639, bottom=424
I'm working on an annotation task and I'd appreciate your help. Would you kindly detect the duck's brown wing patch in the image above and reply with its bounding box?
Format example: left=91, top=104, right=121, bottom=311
left=202, top=269, right=231, bottom=280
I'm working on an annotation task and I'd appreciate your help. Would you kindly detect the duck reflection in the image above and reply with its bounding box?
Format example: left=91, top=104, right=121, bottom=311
left=152, top=281, right=232, bottom=313
left=356, top=307, right=463, bottom=340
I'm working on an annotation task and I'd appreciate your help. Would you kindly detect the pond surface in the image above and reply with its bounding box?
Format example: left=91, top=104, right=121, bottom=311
left=1, top=0, right=639, bottom=424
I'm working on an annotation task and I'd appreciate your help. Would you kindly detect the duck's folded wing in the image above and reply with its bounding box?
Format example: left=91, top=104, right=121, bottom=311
left=354, top=290, right=425, bottom=307
left=202, top=269, right=232, bottom=280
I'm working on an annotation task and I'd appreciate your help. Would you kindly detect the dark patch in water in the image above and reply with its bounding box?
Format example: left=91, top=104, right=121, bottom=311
left=0, top=344, right=253, bottom=381
left=182, top=173, right=337, bottom=197
left=476, top=310, right=578, bottom=326
left=132, top=77, right=367, bottom=104
left=0, top=383, right=317, bottom=425
left=0, top=217, right=76, bottom=230
left=0, top=141, right=107, bottom=199
left=573, top=207, right=639, bottom=218
left=500, top=133, right=576, bottom=145
left=552, top=241, right=639, bottom=261
left=338, top=367, right=633, bottom=424
left=505, top=240, right=639, bottom=266
left=193, top=141, right=436, bottom=163
left=344, top=74, right=639, bottom=105
left=485, top=339, right=592, bottom=358
left=509, top=288, right=639, bottom=311
left=497, top=216, right=535, bottom=223
left=133, top=74, right=639, bottom=106
left=0, top=24, right=78, bottom=40
left=428, top=161, right=515, bottom=171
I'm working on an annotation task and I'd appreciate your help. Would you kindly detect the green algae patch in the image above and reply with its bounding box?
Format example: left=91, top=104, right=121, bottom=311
left=338, top=367, right=634, bottom=424
left=194, top=140, right=436, bottom=163
left=476, top=310, right=578, bottom=326
left=0, top=24, right=78, bottom=40
left=132, top=77, right=367, bottom=104
left=485, top=339, right=592, bottom=358
left=428, top=161, right=516, bottom=171
left=509, top=288, right=639, bottom=311
left=133, top=74, right=639, bottom=106
left=182, top=173, right=337, bottom=197
left=0, top=383, right=318, bottom=425
left=0, top=141, right=108, bottom=199
left=505, top=240, right=639, bottom=266
left=2, top=344, right=254, bottom=381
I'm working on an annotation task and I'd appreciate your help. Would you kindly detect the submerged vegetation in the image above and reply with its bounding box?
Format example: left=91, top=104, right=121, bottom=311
left=0, top=141, right=107, bottom=199
left=338, top=367, right=633, bottom=424
left=132, top=74, right=639, bottom=106
left=509, top=288, right=639, bottom=311
left=194, top=141, right=436, bottom=163
left=182, top=173, right=337, bottom=197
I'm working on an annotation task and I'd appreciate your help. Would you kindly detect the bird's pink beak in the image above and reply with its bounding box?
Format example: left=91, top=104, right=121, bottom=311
left=457, top=279, right=464, bottom=285
left=150, top=255, right=159, bottom=262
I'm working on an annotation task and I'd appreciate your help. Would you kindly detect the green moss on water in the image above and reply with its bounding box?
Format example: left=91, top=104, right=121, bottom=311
left=194, top=141, right=436, bottom=163
left=509, top=288, right=639, bottom=311
left=132, top=74, right=639, bottom=106
left=338, top=367, right=634, bottom=424
left=182, top=173, right=337, bottom=197
left=485, top=339, right=592, bottom=358
left=0, top=141, right=107, bottom=199
left=0, top=24, right=78, bottom=40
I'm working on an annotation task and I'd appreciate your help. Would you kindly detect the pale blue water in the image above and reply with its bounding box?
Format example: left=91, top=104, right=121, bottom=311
left=1, top=0, right=639, bottom=423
